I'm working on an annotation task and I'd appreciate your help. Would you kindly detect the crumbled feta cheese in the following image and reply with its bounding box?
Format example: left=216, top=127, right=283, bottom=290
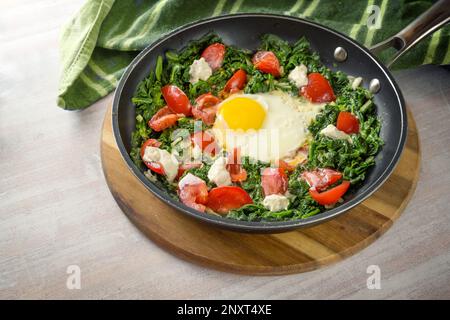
left=142, top=146, right=179, bottom=182
left=288, top=64, right=308, bottom=88
left=262, top=194, right=290, bottom=212
left=189, top=57, right=212, bottom=84
left=320, top=124, right=352, bottom=143
left=207, top=157, right=232, bottom=186
left=178, top=173, right=204, bottom=189
left=351, top=76, right=363, bottom=90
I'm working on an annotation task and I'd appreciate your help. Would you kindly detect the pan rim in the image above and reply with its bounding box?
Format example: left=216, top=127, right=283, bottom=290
left=111, top=13, right=407, bottom=233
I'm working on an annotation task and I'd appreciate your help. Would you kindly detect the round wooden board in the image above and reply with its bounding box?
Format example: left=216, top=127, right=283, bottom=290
left=101, top=105, right=420, bottom=275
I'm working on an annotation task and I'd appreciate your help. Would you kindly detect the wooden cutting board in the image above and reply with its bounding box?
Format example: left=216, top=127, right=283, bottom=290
left=101, top=105, right=420, bottom=275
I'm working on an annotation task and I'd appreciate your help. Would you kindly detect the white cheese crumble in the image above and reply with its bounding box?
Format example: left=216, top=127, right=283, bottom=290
left=262, top=194, right=290, bottom=212
left=207, top=157, right=232, bottom=186
left=351, top=76, right=363, bottom=90
left=189, top=57, right=212, bottom=84
left=288, top=64, right=308, bottom=88
left=320, top=124, right=352, bottom=143
left=142, top=146, right=179, bottom=182
left=178, top=172, right=204, bottom=189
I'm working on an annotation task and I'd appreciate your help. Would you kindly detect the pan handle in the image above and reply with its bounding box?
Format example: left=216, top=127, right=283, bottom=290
left=370, top=0, right=450, bottom=67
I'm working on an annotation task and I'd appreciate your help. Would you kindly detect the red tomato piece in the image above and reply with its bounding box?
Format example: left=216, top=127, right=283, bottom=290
left=261, top=167, right=288, bottom=196
left=206, top=186, right=253, bottom=214
left=178, top=174, right=209, bottom=212
left=161, top=85, right=191, bottom=115
left=140, top=139, right=165, bottom=175
left=191, top=131, right=218, bottom=156
left=252, top=51, right=282, bottom=77
left=336, top=111, right=360, bottom=134
left=301, top=168, right=342, bottom=192
left=309, top=180, right=350, bottom=205
left=226, top=148, right=247, bottom=182
left=148, top=106, right=182, bottom=132
left=224, top=69, right=247, bottom=93
left=300, top=73, right=336, bottom=103
left=201, top=43, right=226, bottom=71
left=192, top=93, right=221, bottom=125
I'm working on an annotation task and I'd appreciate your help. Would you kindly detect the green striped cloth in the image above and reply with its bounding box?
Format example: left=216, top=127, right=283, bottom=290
left=58, top=0, right=450, bottom=110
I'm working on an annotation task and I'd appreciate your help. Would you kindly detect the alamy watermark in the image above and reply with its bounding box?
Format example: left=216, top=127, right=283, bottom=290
left=66, top=265, right=81, bottom=290
left=366, top=5, right=382, bottom=30
left=366, top=264, right=381, bottom=289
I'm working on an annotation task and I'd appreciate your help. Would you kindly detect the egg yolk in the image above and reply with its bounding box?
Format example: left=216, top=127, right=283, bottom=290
left=219, top=97, right=266, bottom=131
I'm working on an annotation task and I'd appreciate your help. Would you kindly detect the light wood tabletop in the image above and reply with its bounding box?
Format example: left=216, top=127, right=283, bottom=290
left=1, top=0, right=449, bottom=299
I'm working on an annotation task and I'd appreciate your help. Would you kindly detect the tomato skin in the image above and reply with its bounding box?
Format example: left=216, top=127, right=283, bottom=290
left=336, top=111, right=360, bottom=134
left=201, top=43, right=226, bottom=71
left=206, top=186, right=253, bottom=214
left=192, top=93, right=221, bottom=125
left=301, top=168, right=343, bottom=192
left=161, top=85, right=191, bottom=115
left=226, top=148, right=247, bottom=182
left=309, top=180, right=350, bottom=205
left=300, top=73, right=336, bottom=103
left=252, top=51, right=282, bottom=77
left=140, top=139, right=165, bottom=175
left=178, top=174, right=209, bottom=212
left=148, top=106, right=181, bottom=132
left=261, top=167, right=288, bottom=196
left=224, top=69, right=247, bottom=93
left=191, top=131, right=218, bottom=156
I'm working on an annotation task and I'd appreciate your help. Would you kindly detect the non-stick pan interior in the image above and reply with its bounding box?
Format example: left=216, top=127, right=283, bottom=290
left=113, top=14, right=407, bottom=232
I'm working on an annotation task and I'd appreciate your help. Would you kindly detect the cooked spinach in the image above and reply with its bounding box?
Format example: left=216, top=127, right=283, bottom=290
left=130, top=33, right=383, bottom=222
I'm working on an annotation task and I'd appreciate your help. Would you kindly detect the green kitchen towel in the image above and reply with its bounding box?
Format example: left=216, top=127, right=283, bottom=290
left=58, top=0, right=450, bottom=110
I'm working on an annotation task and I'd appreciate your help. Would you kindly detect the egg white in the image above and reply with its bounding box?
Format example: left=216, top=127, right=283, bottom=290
left=212, top=91, right=326, bottom=163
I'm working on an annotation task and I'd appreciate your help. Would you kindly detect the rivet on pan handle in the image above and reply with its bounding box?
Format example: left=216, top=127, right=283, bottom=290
left=370, top=0, right=450, bottom=68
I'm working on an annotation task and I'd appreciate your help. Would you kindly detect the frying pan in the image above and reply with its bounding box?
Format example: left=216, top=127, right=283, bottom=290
left=111, top=0, right=450, bottom=233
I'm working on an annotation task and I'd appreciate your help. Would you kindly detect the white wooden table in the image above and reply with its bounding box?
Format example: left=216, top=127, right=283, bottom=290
left=1, top=1, right=449, bottom=299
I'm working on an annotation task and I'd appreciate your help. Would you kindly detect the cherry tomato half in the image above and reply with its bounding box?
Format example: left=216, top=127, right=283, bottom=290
left=336, top=111, right=359, bottom=134
left=206, top=186, right=253, bottom=215
left=300, top=73, right=336, bottom=103
left=252, top=51, right=282, bottom=77
left=161, top=85, right=191, bottom=115
left=148, top=106, right=181, bottom=132
left=224, top=69, right=247, bottom=93
left=309, top=180, right=350, bottom=206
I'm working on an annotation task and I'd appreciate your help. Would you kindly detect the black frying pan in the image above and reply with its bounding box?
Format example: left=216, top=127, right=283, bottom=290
left=111, top=0, right=450, bottom=233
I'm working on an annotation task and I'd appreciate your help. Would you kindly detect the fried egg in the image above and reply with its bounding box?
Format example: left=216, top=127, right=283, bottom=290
left=212, top=91, right=325, bottom=163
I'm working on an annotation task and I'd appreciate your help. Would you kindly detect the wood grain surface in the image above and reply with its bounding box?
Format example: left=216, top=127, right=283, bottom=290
left=0, top=0, right=449, bottom=299
left=101, top=105, right=420, bottom=275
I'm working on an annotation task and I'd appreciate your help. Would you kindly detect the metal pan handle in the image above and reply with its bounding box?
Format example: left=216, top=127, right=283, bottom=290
left=370, top=0, right=450, bottom=67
